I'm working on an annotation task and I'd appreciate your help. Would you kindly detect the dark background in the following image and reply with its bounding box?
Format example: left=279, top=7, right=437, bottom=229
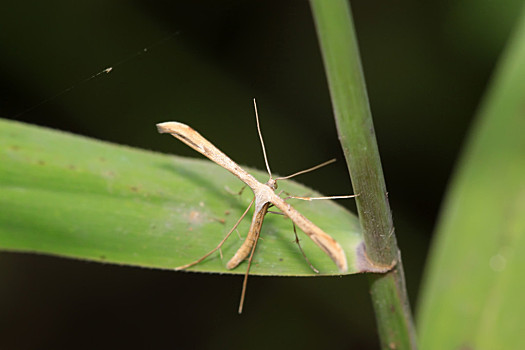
left=1, top=1, right=522, bottom=349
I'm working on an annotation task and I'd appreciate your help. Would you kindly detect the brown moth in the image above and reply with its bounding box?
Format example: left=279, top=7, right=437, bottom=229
left=157, top=100, right=356, bottom=312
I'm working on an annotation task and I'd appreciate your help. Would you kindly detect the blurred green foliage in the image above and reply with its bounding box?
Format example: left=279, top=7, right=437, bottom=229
left=418, top=4, right=525, bottom=348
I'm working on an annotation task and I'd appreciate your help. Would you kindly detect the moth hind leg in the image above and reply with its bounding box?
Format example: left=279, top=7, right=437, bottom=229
left=175, top=198, right=254, bottom=270
left=292, top=222, right=319, bottom=274
left=225, top=185, right=250, bottom=240
left=224, top=184, right=248, bottom=196
left=266, top=209, right=319, bottom=273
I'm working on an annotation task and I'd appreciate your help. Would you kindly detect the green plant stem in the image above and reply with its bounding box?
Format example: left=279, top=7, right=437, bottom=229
left=310, top=0, right=417, bottom=348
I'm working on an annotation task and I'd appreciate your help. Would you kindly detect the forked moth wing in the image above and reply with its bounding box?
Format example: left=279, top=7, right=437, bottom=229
left=270, top=193, right=348, bottom=273
left=226, top=202, right=270, bottom=270
left=157, top=122, right=261, bottom=191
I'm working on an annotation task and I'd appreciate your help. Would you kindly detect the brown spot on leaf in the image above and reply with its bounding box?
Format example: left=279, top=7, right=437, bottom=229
left=212, top=217, right=226, bottom=225
left=186, top=210, right=208, bottom=227
left=188, top=210, right=201, bottom=222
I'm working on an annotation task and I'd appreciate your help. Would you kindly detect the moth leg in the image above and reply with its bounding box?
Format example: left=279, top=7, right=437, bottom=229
left=235, top=228, right=243, bottom=241
left=265, top=210, right=319, bottom=274
left=225, top=184, right=249, bottom=240
left=238, top=218, right=262, bottom=314
left=225, top=184, right=247, bottom=196
left=175, top=198, right=254, bottom=270
left=279, top=189, right=358, bottom=201
left=291, top=222, right=319, bottom=274
left=287, top=194, right=358, bottom=201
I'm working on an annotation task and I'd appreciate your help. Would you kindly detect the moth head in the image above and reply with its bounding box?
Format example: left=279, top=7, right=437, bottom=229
left=266, top=178, right=278, bottom=190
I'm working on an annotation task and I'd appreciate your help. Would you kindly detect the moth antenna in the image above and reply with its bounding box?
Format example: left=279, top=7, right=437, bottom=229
left=254, top=98, right=273, bottom=179
left=276, top=158, right=337, bottom=181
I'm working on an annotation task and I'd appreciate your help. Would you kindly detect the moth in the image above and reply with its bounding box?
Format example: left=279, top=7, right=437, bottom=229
left=157, top=100, right=355, bottom=312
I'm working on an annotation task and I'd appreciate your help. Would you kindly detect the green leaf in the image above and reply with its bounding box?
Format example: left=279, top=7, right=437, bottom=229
left=0, top=118, right=372, bottom=276
left=417, top=5, right=525, bottom=349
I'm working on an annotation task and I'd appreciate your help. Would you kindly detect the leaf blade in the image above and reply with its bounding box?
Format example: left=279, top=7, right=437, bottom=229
left=1, top=118, right=367, bottom=276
